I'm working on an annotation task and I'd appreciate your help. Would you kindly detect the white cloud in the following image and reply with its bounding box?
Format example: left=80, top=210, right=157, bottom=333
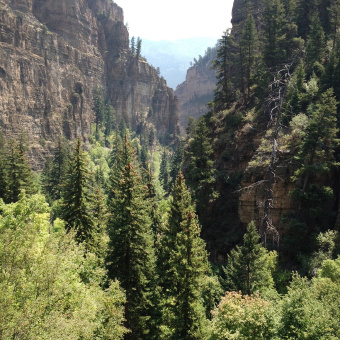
left=114, top=0, right=234, bottom=40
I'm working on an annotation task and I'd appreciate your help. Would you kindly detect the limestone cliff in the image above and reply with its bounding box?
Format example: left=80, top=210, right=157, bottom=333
left=175, top=48, right=216, bottom=131
left=0, top=0, right=179, bottom=168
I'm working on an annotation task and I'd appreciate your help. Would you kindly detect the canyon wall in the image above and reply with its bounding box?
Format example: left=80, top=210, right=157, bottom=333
left=0, top=0, right=179, bottom=167
left=175, top=62, right=215, bottom=131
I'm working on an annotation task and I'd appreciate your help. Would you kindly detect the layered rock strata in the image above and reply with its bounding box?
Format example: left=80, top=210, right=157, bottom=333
left=0, top=0, right=179, bottom=167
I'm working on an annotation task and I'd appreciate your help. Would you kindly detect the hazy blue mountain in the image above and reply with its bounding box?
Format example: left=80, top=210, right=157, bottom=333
left=141, top=37, right=218, bottom=89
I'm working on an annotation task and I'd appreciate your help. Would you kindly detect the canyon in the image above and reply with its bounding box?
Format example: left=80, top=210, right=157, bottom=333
left=0, top=0, right=179, bottom=168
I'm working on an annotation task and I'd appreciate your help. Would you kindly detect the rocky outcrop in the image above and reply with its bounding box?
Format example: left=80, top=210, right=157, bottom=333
left=175, top=62, right=215, bottom=131
left=0, top=0, right=179, bottom=168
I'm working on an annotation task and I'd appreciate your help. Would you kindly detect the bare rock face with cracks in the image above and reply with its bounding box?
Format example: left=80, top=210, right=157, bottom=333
left=0, top=0, right=180, bottom=168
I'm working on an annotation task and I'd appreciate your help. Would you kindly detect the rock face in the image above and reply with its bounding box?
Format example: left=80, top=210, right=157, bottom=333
left=175, top=61, right=215, bottom=131
left=0, top=0, right=179, bottom=167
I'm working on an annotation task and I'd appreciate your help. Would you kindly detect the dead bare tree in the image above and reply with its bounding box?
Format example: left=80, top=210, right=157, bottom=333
left=261, top=60, right=296, bottom=248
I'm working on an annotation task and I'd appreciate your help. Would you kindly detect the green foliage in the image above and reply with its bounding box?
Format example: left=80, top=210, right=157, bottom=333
left=0, top=193, right=127, bottom=339
left=309, top=230, right=339, bottom=276
left=159, top=149, right=170, bottom=192
left=279, top=272, right=340, bottom=339
left=262, top=0, right=286, bottom=68
left=2, top=139, right=38, bottom=203
left=107, top=135, right=158, bottom=339
left=210, top=291, right=278, bottom=340
left=60, top=137, right=97, bottom=251
left=169, top=140, right=184, bottom=189
left=159, top=173, right=211, bottom=339
left=186, top=118, right=218, bottom=214
left=41, top=136, right=70, bottom=203
left=238, top=13, right=259, bottom=102
left=305, top=15, right=326, bottom=70
left=286, top=88, right=339, bottom=254
left=93, top=85, right=105, bottom=140
left=224, top=222, right=277, bottom=295
left=212, top=29, right=236, bottom=109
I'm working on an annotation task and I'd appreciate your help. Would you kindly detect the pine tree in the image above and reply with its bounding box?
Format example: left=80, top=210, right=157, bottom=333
left=212, top=29, right=235, bottom=110
left=104, top=102, right=115, bottom=141
left=60, top=137, right=95, bottom=248
left=224, top=221, right=276, bottom=295
left=304, top=15, right=326, bottom=71
left=4, top=140, right=37, bottom=203
left=107, top=135, right=158, bottom=339
left=296, top=0, right=320, bottom=39
left=131, top=36, right=136, bottom=55
left=293, top=88, right=338, bottom=193
left=159, top=172, right=210, bottom=339
left=329, top=0, right=340, bottom=49
left=93, top=86, right=105, bottom=140
left=159, top=149, right=169, bottom=192
left=287, top=89, right=339, bottom=249
left=41, top=136, right=69, bottom=202
left=136, top=37, right=142, bottom=60
left=169, top=141, right=184, bottom=189
left=239, top=13, right=259, bottom=103
left=262, top=0, right=286, bottom=68
left=0, top=133, right=7, bottom=200
left=186, top=118, right=217, bottom=215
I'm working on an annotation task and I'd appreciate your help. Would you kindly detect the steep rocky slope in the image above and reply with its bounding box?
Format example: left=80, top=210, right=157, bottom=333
left=0, top=0, right=179, bottom=167
left=175, top=61, right=215, bottom=131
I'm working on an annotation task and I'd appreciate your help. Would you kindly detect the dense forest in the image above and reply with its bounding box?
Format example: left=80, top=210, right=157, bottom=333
left=1, top=0, right=340, bottom=339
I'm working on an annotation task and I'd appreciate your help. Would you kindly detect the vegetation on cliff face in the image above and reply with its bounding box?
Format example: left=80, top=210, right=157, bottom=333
left=1, top=0, right=340, bottom=338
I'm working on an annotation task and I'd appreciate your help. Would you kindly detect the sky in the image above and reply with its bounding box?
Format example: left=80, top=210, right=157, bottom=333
left=114, top=0, right=234, bottom=41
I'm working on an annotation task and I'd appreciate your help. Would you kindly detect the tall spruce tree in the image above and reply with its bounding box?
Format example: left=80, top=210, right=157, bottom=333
left=239, top=13, right=259, bottom=103
left=60, top=137, right=95, bottom=249
left=212, top=29, right=235, bottom=110
left=286, top=88, right=339, bottom=257
left=159, top=172, right=210, bottom=340
left=186, top=118, right=217, bottom=216
left=3, top=140, right=37, bottom=203
left=159, top=149, right=169, bottom=192
left=169, top=141, right=184, bottom=189
left=41, top=136, right=70, bottom=202
left=304, top=15, right=326, bottom=71
left=107, top=135, right=158, bottom=340
left=93, top=86, right=105, bottom=140
left=262, top=0, right=286, bottom=68
left=224, top=221, right=276, bottom=295
left=0, top=133, right=7, bottom=200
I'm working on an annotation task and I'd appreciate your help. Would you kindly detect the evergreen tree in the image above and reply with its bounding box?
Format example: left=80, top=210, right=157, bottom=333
left=93, top=86, right=105, bottom=140
left=159, top=149, right=169, bottom=192
left=224, top=221, right=276, bottom=295
left=239, top=13, right=259, bottom=103
left=136, top=37, right=142, bottom=60
left=262, top=0, right=286, bottom=68
left=107, top=135, right=158, bottom=339
left=140, top=144, right=149, bottom=170
left=293, top=88, right=338, bottom=194
left=3, top=140, right=37, bottom=203
left=41, top=136, right=69, bottom=202
left=329, top=0, right=340, bottom=49
left=159, top=172, right=210, bottom=339
left=286, top=89, right=339, bottom=257
left=169, top=141, right=184, bottom=189
left=304, top=15, right=326, bottom=71
left=296, top=0, right=319, bottom=39
left=0, top=133, right=7, bottom=200
left=131, top=36, right=136, bottom=55
left=60, top=137, right=95, bottom=249
left=212, top=29, right=235, bottom=110
left=104, top=102, right=115, bottom=141
left=186, top=118, right=217, bottom=216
